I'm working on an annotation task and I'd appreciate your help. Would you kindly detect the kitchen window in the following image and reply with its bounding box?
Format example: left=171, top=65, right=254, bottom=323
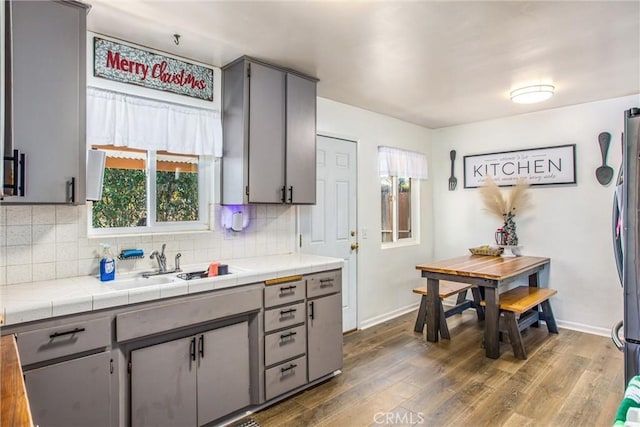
left=381, top=176, right=417, bottom=242
left=90, top=146, right=211, bottom=232
left=87, top=87, right=221, bottom=235
left=378, top=146, right=428, bottom=246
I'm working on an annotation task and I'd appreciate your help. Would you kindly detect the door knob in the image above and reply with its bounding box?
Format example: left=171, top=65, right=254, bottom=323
left=350, top=243, right=359, bottom=251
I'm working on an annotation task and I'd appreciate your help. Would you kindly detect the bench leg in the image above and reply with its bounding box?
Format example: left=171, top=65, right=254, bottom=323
left=504, top=311, right=527, bottom=360
left=414, top=295, right=428, bottom=333
left=470, top=287, right=485, bottom=321
left=455, top=290, right=468, bottom=305
left=438, top=300, right=451, bottom=339
left=541, top=300, right=559, bottom=334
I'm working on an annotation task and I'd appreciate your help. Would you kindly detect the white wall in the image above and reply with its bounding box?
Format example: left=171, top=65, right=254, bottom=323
left=432, top=94, right=640, bottom=334
left=317, top=98, right=433, bottom=328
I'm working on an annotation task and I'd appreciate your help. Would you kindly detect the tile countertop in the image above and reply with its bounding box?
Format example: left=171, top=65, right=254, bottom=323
left=0, top=253, right=344, bottom=326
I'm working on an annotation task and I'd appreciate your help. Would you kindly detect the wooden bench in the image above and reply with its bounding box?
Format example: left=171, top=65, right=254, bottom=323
left=413, top=281, right=484, bottom=339
left=481, top=286, right=558, bottom=359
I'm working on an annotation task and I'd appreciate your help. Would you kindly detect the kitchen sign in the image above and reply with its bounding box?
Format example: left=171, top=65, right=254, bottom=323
left=93, top=37, right=214, bottom=101
left=463, top=144, right=576, bottom=188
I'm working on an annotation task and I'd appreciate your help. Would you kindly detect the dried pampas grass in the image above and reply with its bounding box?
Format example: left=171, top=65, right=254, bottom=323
left=479, top=177, right=531, bottom=219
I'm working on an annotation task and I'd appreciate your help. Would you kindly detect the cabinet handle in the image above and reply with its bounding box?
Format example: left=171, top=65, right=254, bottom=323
left=190, top=337, right=196, bottom=361
left=309, top=301, right=315, bottom=320
left=198, top=335, right=204, bottom=359
left=280, top=308, right=297, bottom=316
left=18, top=152, right=26, bottom=197
left=49, top=327, right=85, bottom=339
left=280, top=331, right=297, bottom=340
left=67, top=177, right=76, bottom=203
left=279, top=285, right=296, bottom=294
left=281, top=186, right=286, bottom=203
left=280, top=363, right=297, bottom=373
left=288, top=186, right=293, bottom=203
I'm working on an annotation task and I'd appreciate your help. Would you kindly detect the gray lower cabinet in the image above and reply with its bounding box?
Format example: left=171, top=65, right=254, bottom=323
left=130, top=321, right=250, bottom=427
left=24, top=351, right=113, bottom=427
left=307, top=283, right=343, bottom=382
left=3, top=0, right=87, bottom=203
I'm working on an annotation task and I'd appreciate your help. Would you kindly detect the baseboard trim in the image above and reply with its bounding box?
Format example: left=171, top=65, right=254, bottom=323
left=359, top=304, right=613, bottom=338
left=359, top=303, right=420, bottom=330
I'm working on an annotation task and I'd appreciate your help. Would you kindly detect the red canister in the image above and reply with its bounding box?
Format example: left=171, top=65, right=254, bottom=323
left=495, top=228, right=509, bottom=246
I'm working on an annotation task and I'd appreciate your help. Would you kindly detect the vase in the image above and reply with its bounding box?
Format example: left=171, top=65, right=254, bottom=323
left=503, top=212, right=518, bottom=246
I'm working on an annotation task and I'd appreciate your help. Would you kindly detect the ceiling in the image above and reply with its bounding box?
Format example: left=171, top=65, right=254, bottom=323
left=86, top=1, right=640, bottom=129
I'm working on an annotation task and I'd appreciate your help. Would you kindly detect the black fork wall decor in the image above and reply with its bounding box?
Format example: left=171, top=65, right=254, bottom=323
left=448, top=150, right=457, bottom=191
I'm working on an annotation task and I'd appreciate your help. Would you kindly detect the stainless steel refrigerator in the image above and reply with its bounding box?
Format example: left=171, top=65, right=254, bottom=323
left=613, top=107, right=640, bottom=386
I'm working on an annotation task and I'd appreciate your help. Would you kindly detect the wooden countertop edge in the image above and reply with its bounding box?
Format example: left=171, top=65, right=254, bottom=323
left=1, top=334, right=34, bottom=427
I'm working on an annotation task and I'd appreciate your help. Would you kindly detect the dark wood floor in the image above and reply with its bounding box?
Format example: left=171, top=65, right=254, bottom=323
left=249, top=310, right=624, bottom=427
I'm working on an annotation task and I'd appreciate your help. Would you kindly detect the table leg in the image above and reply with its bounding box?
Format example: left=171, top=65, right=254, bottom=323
left=529, top=272, right=540, bottom=327
left=426, top=278, right=440, bottom=342
left=484, top=287, right=500, bottom=359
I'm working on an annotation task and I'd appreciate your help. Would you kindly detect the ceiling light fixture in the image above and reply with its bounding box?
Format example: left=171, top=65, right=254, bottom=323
left=510, top=84, right=555, bottom=104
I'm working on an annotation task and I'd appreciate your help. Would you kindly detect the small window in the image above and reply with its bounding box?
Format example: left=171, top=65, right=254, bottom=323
left=90, top=145, right=211, bottom=233
left=381, top=176, right=418, bottom=244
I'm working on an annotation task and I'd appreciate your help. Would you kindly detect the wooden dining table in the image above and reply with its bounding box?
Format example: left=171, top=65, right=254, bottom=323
left=416, top=254, right=550, bottom=359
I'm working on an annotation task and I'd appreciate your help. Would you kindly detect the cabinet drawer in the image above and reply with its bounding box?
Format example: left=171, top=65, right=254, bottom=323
left=264, top=302, right=306, bottom=333
left=307, top=270, right=341, bottom=298
left=264, top=324, right=306, bottom=367
left=17, top=317, right=111, bottom=366
left=265, top=355, right=307, bottom=401
left=264, top=280, right=305, bottom=308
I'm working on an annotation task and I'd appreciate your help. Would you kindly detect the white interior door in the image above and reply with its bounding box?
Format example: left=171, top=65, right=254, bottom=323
left=300, top=135, right=358, bottom=332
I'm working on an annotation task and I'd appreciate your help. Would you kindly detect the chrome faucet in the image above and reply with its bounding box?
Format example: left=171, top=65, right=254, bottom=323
left=143, top=244, right=182, bottom=277
left=150, top=243, right=167, bottom=273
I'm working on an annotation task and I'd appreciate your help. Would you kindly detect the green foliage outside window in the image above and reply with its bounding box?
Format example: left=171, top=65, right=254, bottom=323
left=92, top=168, right=199, bottom=228
left=156, top=171, right=199, bottom=222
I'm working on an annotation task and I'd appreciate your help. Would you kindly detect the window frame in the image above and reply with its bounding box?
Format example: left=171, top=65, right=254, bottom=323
left=88, top=148, right=214, bottom=237
left=381, top=176, right=420, bottom=248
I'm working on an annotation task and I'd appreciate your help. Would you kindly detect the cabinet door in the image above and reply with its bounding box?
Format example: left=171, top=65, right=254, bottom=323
left=131, top=337, right=197, bottom=427
left=286, top=73, right=317, bottom=204
left=8, top=0, right=86, bottom=203
left=247, top=61, right=285, bottom=203
left=197, top=321, right=250, bottom=425
left=24, top=351, right=113, bottom=427
left=308, top=293, right=343, bottom=381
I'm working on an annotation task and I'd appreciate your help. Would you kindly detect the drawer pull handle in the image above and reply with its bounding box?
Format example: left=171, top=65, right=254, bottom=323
left=279, top=285, right=296, bottom=293
left=280, top=331, right=297, bottom=340
left=319, top=278, right=334, bottom=287
left=281, top=363, right=297, bottom=373
left=280, top=308, right=297, bottom=316
left=198, top=335, right=204, bottom=359
left=49, top=327, right=85, bottom=339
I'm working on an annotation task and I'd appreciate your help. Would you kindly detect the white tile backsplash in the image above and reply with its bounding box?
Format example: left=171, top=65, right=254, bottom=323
left=0, top=203, right=295, bottom=285
left=32, top=206, right=56, bottom=225
left=6, top=206, right=32, bottom=226
left=7, top=225, right=32, bottom=246
left=32, top=224, right=54, bottom=244
left=55, top=205, right=78, bottom=224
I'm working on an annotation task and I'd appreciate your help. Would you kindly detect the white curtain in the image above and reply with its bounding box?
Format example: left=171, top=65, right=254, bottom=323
left=378, top=146, right=428, bottom=179
left=87, top=87, right=223, bottom=157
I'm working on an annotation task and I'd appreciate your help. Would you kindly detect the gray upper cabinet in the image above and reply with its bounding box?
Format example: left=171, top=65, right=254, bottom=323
left=222, top=57, right=317, bottom=205
left=3, top=0, right=87, bottom=204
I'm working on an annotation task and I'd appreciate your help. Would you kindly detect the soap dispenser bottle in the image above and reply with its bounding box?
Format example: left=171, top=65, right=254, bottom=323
left=99, top=243, right=116, bottom=282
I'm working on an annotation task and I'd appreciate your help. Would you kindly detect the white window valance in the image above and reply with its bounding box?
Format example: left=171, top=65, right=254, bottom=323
left=87, top=87, right=223, bottom=157
left=378, top=146, right=428, bottom=179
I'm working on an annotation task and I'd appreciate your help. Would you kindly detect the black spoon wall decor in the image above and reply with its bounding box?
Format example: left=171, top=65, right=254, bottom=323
left=596, top=132, right=614, bottom=186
